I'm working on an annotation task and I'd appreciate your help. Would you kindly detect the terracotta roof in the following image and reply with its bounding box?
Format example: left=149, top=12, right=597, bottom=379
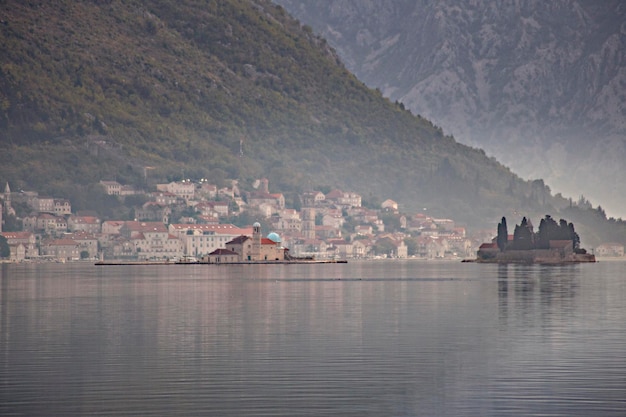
left=1, top=231, right=33, bottom=239
left=227, top=235, right=250, bottom=245
left=71, top=216, right=100, bottom=224
left=325, top=189, right=344, bottom=199
left=123, top=221, right=167, bottom=232
left=208, top=248, right=239, bottom=256
left=479, top=243, right=497, bottom=249
left=67, top=231, right=97, bottom=240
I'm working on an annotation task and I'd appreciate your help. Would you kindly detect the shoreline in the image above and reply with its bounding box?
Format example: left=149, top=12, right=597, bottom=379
left=94, top=259, right=348, bottom=266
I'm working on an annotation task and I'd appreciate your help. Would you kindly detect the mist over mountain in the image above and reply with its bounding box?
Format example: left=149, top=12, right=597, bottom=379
left=274, top=0, right=626, bottom=218
left=1, top=0, right=568, bottom=228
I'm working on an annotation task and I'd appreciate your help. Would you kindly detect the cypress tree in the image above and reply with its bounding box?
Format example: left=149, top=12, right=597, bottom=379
left=497, top=216, right=508, bottom=252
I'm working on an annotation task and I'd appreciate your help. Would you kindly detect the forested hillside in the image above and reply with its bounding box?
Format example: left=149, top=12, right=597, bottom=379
left=0, top=0, right=571, bottom=227
left=274, top=0, right=626, bottom=218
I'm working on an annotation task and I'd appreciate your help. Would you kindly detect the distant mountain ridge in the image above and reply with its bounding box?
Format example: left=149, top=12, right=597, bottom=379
left=274, top=0, right=626, bottom=217
left=0, top=0, right=603, bottom=229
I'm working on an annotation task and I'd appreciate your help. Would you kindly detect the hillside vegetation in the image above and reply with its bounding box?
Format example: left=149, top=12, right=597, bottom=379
left=1, top=0, right=571, bottom=227
left=275, top=0, right=626, bottom=218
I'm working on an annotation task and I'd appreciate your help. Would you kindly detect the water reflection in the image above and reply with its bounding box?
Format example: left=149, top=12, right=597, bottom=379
left=0, top=261, right=625, bottom=416
left=497, top=264, right=581, bottom=327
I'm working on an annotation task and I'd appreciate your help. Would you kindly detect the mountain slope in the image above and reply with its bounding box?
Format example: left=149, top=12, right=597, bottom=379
left=275, top=0, right=626, bottom=218
left=0, top=0, right=570, bottom=227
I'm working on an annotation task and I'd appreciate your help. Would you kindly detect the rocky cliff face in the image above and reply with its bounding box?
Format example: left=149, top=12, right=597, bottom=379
left=276, top=0, right=626, bottom=217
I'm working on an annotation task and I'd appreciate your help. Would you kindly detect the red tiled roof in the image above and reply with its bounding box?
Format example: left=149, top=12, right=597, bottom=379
left=209, top=248, right=239, bottom=256
left=170, top=224, right=249, bottom=234
left=325, top=189, right=343, bottom=199
left=67, top=231, right=97, bottom=240
left=124, top=221, right=167, bottom=232
left=227, top=235, right=250, bottom=245
left=71, top=216, right=99, bottom=224
left=1, top=231, right=33, bottom=239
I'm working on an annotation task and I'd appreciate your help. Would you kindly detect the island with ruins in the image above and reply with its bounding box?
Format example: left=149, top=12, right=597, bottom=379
left=475, top=215, right=596, bottom=264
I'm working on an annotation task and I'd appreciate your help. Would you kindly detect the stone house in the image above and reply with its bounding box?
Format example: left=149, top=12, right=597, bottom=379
left=348, top=207, right=380, bottom=224
left=225, top=235, right=252, bottom=261
left=54, top=199, right=72, bottom=215
left=0, top=232, right=39, bottom=262
left=100, top=180, right=122, bottom=195
left=477, top=242, right=499, bottom=260
left=339, top=192, right=362, bottom=208
left=248, top=192, right=285, bottom=213
left=120, top=185, right=140, bottom=196
left=30, top=196, right=55, bottom=213
left=24, top=213, right=67, bottom=235
left=150, top=191, right=180, bottom=206
left=8, top=243, right=26, bottom=262
left=203, top=248, right=239, bottom=264
left=301, top=191, right=325, bottom=206
left=67, top=215, right=101, bottom=234
left=101, top=220, right=125, bottom=235
left=41, top=239, right=81, bottom=261
left=327, top=239, right=353, bottom=259
left=135, top=202, right=171, bottom=223
left=595, top=243, right=624, bottom=257
left=315, top=225, right=342, bottom=240
left=396, top=240, right=408, bottom=258
left=351, top=239, right=370, bottom=258
left=197, top=183, right=217, bottom=199
left=381, top=199, right=398, bottom=212
left=325, top=189, right=344, bottom=203
left=322, top=212, right=345, bottom=229
left=102, top=236, right=137, bottom=260
left=1, top=231, right=38, bottom=258
left=156, top=181, right=195, bottom=200
left=271, top=215, right=302, bottom=234
left=194, top=201, right=229, bottom=218
left=121, top=221, right=182, bottom=260
left=21, top=214, right=37, bottom=232
left=67, top=231, right=99, bottom=259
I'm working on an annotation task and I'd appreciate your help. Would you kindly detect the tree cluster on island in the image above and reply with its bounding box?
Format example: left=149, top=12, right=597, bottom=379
left=496, top=215, right=584, bottom=253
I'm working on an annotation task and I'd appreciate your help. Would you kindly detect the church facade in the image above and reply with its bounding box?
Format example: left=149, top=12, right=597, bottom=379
left=204, top=222, right=285, bottom=263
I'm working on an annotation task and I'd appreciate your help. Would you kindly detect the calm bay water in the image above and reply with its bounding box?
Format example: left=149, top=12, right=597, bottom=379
left=1, top=260, right=625, bottom=416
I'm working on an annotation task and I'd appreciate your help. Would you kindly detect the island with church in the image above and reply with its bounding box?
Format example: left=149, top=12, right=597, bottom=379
left=474, top=215, right=596, bottom=264
left=196, top=222, right=345, bottom=264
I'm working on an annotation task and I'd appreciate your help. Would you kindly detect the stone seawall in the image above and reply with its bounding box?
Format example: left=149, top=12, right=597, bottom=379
left=476, top=250, right=595, bottom=264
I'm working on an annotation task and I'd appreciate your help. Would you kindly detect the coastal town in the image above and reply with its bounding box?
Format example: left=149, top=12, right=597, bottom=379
left=0, top=179, right=623, bottom=263
left=0, top=178, right=485, bottom=263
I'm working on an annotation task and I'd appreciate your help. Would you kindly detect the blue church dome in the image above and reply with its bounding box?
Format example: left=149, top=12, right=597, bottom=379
left=266, top=232, right=281, bottom=243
